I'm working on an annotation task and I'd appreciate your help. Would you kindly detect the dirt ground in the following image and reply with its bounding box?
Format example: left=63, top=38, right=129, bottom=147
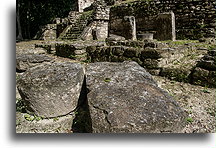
left=16, top=40, right=215, bottom=133
left=154, top=76, right=215, bottom=133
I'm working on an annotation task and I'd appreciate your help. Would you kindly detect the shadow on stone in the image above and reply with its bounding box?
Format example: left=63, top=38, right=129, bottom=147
left=72, top=76, right=92, bottom=133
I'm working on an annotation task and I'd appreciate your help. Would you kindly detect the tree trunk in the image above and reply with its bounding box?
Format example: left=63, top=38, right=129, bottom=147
left=16, top=0, right=23, bottom=41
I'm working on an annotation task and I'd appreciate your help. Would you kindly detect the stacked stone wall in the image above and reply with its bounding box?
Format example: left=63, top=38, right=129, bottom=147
left=81, top=1, right=110, bottom=40
left=110, top=0, right=215, bottom=40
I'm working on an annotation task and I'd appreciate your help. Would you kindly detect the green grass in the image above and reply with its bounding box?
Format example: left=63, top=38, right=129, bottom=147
left=186, top=117, right=193, bottom=123
left=201, top=88, right=211, bottom=93
left=104, top=78, right=111, bottom=83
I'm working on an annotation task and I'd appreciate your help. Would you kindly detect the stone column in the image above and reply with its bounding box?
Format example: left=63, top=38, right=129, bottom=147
left=80, top=1, right=110, bottom=41
left=124, top=16, right=137, bottom=40
left=92, top=2, right=110, bottom=40
left=156, top=11, right=176, bottom=41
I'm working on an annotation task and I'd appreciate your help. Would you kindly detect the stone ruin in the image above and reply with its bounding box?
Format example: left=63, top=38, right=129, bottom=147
left=80, top=0, right=110, bottom=40
left=77, top=0, right=95, bottom=12
left=35, top=0, right=216, bottom=41
left=156, top=11, right=176, bottom=41
left=16, top=0, right=216, bottom=133
left=35, top=0, right=178, bottom=42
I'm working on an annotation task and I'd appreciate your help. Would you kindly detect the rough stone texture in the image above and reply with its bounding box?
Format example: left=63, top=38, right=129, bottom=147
left=124, top=16, right=137, bottom=40
left=55, top=43, right=88, bottom=61
left=106, top=34, right=126, bottom=41
left=156, top=11, right=176, bottom=41
left=16, top=112, right=74, bottom=133
left=110, top=0, right=215, bottom=40
left=93, top=21, right=109, bottom=40
left=93, top=1, right=110, bottom=21
left=86, top=61, right=186, bottom=133
left=16, top=54, right=53, bottom=72
left=81, top=2, right=110, bottom=41
left=17, top=62, right=85, bottom=118
left=191, top=50, right=216, bottom=87
left=197, top=50, right=216, bottom=71
left=109, top=15, right=137, bottom=40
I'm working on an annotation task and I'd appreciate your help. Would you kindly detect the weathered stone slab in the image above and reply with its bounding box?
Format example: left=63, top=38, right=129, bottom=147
left=16, top=54, right=53, bottom=72
left=106, top=34, right=126, bottom=42
left=156, top=11, right=176, bottom=41
left=86, top=61, right=185, bottom=133
left=17, top=62, right=85, bottom=118
left=123, top=16, right=137, bottom=40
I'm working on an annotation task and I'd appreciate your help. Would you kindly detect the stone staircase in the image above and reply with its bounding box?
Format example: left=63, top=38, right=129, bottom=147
left=58, top=11, right=91, bottom=40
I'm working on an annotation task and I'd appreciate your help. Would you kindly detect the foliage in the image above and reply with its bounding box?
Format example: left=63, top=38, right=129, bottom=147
left=186, top=117, right=193, bottom=123
left=16, top=0, right=77, bottom=39
left=16, top=98, right=27, bottom=113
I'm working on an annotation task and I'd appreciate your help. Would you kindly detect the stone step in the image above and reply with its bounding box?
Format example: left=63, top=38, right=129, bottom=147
left=61, top=34, right=81, bottom=39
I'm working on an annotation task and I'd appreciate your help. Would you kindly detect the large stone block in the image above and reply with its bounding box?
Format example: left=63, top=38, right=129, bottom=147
left=123, top=16, right=137, bottom=40
left=86, top=61, right=186, bottom=133
left=16, top=54, right=53, bottom=72
left=155, top=11, right=176, bottom=41
left=191, top=67, right=216, bottom=87
left=17, top=62, right=85, bottom=118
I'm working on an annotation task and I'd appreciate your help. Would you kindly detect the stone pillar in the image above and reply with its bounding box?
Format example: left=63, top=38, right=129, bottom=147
left=124, top=16, right=137, bottom=40
left=156, top=11, right=176, bottom=41
left=93, top=4, right=110, bottom=40
left=80, top=1, right=110, bottom=41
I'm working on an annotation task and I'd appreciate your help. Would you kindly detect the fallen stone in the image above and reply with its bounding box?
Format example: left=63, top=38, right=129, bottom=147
left=197, top=59, right=216, bottom=71
left=17, top=62, right=85, bottom=118
left=191, top=67, right=216, bottom=87
left=16, top=54, right=53, bottom=72
left=106, top=34, right=126, bottom=42
left=86, top=61, right=186, bottom=133
left=140, top=47, right=162, bottom=59
left=16, top=112, right=74, bottom=133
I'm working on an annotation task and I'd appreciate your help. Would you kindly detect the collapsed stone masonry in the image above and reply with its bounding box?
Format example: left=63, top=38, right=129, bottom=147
left=17, top=61, right=186, bottom=133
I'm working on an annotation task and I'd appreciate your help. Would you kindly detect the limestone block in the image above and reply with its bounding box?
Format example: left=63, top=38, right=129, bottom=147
left=156, top=11, right=176, bottom=41
left=86, top=61, right=186, bottom=133
left=17, top=62, right=85, bottom=118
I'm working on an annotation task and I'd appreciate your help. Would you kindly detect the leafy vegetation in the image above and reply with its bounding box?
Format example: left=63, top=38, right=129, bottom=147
left=16, top=0, right=77, bottom=39
left=186, top=117, right=193, bottom=123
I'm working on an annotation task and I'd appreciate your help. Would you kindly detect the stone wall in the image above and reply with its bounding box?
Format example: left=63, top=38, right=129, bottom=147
left=191, top=49, right=216, bottom=87
left=81, top=1, right=110, bottom=40
left=110, top=0, right=215, bottom=40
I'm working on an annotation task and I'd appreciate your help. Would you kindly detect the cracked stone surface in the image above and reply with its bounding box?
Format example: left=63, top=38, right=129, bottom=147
left=17, top=62, right=85, bottom=118
left=86, top=61, right=186, bottom=133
